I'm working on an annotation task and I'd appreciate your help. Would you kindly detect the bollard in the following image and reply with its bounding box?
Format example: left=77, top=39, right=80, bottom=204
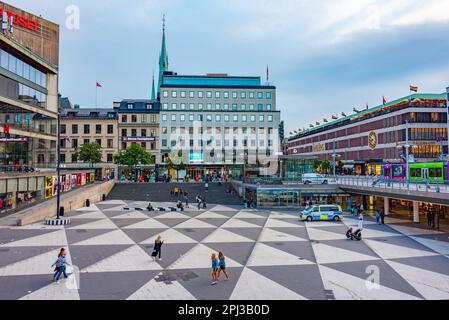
left=59, top=206, right=65, bottom=217
left=86, top=199, right=90, bottom=207
left=102, top=194, right=106, bottom=201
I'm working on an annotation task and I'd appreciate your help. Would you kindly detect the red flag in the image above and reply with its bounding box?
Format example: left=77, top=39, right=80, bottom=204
left=383, top=96, right=387, bottom=105
left=410, top=85, right=418, bottom=92
left=96, top=82, right=102, bottom=88
left=366, top=103, right=369, bottom=110
left=3, top=124, right=10, bottom=134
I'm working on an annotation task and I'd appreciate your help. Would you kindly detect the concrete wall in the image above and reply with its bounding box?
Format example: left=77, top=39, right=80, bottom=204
left=15, top=180, right=115, bottom=226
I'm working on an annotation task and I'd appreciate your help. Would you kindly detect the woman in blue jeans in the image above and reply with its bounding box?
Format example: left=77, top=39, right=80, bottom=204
left=52, top=248, right=71, bottom=283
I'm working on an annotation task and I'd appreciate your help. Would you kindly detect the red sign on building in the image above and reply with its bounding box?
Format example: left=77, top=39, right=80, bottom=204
left=0, top=8, right=40, bottom=32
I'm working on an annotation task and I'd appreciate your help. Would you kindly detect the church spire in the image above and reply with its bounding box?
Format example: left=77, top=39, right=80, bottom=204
left=157, top=14, right=169, bottom=95
left=151, top=70, right=156, bottom=100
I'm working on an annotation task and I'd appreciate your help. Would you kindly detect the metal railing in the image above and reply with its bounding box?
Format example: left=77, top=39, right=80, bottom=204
left=335, top=175, right=449, bottom=194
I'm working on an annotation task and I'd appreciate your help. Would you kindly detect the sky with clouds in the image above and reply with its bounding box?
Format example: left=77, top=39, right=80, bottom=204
left=7, top=0, right=449, bottom=133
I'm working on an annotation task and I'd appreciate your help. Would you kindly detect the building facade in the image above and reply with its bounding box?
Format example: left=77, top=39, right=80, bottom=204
left=287, top=93, right=448, bottom=175
left=116, top=99, right=161, bottom=163
left=0, top=1, right=59, bottom=169
left=159, top=73, right=281, bottom=179
left=59, top=106, right=118, bottom=179
left=0, top=2, right=60, bottom=213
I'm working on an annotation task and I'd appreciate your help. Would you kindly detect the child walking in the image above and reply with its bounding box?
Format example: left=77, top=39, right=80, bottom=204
left=51, top=248, right=71, bottom=283
left=211, top=253, right=219, bottom=285
left=217, top=251, right=229, bottom=280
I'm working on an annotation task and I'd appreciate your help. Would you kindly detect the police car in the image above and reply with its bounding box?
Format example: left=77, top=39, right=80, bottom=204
left=301, top=205, right=343, bottom=222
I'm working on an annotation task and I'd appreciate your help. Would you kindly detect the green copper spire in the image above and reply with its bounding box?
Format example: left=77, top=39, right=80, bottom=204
left=158, top=14, right=169, bottom=94
left=151, top=70, right=156, bottom=100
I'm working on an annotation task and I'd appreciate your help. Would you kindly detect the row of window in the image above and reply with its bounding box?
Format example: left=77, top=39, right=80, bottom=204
left=410, top=128, right=448, bottom=141
left=121, top=142, right=156, bottom=150
left=126, top=103, right=154, bottom=110
left=120, top=114, right=157, bottom=123
left=0, top=49, right=46, bottom=87
left=163, top=90, right=272, bottom=100
left=61, top=138, right=115, bottom=149
left=162, top=138, right=274, bottom=148
left=121, top=128, right=157, bottom=137
left=161, top=127, right=274, bottom=135
left=61, top=124, right=115, bottom=135
left=18, top=83, right=46, bottom=105
left=60, top=153, right=114, bottom=163
left=162, top=103, right=272, bottom=111
left=161, top=113, right=273, bottom=123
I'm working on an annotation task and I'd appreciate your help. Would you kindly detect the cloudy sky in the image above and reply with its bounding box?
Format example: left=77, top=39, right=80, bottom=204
left=8, top=0, right=449, bottom=133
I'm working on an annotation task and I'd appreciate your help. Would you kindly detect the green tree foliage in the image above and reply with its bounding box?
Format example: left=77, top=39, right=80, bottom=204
left=113, top=143, right=155, bottom=167
left=76, top=142, right=102, bottom=167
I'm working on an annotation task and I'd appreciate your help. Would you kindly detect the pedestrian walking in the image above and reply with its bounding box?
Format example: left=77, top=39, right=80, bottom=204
left=197, top=196, right=202, bottom=210
left=217, top=251, right=229, bottom=281
left=205, top=182, right=209, bottom=192
left=174, top=185, right=179, bottom=196
left=375, top=210, right=381, bottom=225
left=380, top=209, right=385, bottom=225
left=360, top=203, right=364, bottom=213
left=435, top=210, right=440, bottom=230
left=184, top=193, right=189, bottom=208
left=358, top=212, right=364, bottom=230
left=51, top=248, right=71, bottom=283
left=152, top=236, right=164, bottom=261
left=211, top=253, right=219, bottom=285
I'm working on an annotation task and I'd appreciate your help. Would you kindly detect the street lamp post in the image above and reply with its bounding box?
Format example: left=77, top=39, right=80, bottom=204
left=56, top=108, right=61, bottom=219
left=405, top=120, right=411, bottom=191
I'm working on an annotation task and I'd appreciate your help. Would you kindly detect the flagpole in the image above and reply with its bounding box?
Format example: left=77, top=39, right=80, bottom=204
left=95, top=84, right=98, bottom=108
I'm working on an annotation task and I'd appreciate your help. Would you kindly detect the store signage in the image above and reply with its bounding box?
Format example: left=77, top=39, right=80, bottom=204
left=121, top=136, right=156, bottom=142
left=0, top=137, right=27, bottom=142
left=368, top=131, right=377, bottom=150
left=0, top=8, right=40, bottom=33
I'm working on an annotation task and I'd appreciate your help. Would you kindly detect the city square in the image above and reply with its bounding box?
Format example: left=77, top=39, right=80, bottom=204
left=1, top=195, right=449, bottom=300
left=1, top=0, right=449, bottom=306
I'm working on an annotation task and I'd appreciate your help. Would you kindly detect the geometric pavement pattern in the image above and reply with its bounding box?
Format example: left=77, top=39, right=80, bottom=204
left=0, top=199, right=449, bottom=300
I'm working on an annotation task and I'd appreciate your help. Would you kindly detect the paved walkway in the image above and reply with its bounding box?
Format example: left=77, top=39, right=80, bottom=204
left=0, top=201, right=448, bottom=300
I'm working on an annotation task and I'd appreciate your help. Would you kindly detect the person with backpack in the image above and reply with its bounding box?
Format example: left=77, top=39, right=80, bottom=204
left=51, top=248, right=71, bottom=283
left=217, top=251, right=229, bottom=281
left=211, top=253, right=219, bottom=285
left=152, top=236, right=164, bottom=261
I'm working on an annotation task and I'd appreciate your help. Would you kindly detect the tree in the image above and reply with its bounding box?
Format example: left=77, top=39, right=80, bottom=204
left=113, top=143, right=155, bottom=167
left=76, top=142, right=102, bottom=167
left=321, top=159, right=330, bottom=173
left=278, top=121, right=285, bottom=141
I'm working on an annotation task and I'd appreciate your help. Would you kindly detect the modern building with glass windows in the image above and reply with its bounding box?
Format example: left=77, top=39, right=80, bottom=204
left=0, top=1, right=59, bottom=213
left=159, top=73, right=281, bottom=179
left=287, top=93, right=448, bottom=175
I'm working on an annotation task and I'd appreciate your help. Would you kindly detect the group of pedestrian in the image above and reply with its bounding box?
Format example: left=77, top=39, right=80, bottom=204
left=196, top=195, right=207, bottom=209
left=375, top=209, right=386, bottom=225
left=427, top=208, right=440, bottom=229
left=211, top=251, right=229, bottom=285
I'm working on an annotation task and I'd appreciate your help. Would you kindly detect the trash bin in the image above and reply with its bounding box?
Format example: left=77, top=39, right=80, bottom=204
left=59, top=206, right=65, bottom=217
left=86, top=199, right=90, bottom=207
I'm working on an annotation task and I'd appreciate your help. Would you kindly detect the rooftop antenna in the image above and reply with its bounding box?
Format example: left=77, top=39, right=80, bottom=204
left=163, top=13, right=166, bottom=32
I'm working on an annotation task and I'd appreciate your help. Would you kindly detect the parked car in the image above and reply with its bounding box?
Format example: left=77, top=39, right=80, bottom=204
left=302, top=173, right=328, bottom=185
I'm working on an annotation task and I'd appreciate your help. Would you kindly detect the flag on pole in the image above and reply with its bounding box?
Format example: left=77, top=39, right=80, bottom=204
left=409, top=85, right=418, bottom=92
left=383, top=96, right=387, bottom=105
left=63, top=136, right=71, bottom=142
left=96, top=82, right=102, bottom=88
left=266, top=65, right=269, bottom=83
left=365, top=103, right=369, bottom=110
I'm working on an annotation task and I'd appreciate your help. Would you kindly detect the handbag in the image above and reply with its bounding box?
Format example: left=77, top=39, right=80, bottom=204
left=151, top=250, right=158, bottom=257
